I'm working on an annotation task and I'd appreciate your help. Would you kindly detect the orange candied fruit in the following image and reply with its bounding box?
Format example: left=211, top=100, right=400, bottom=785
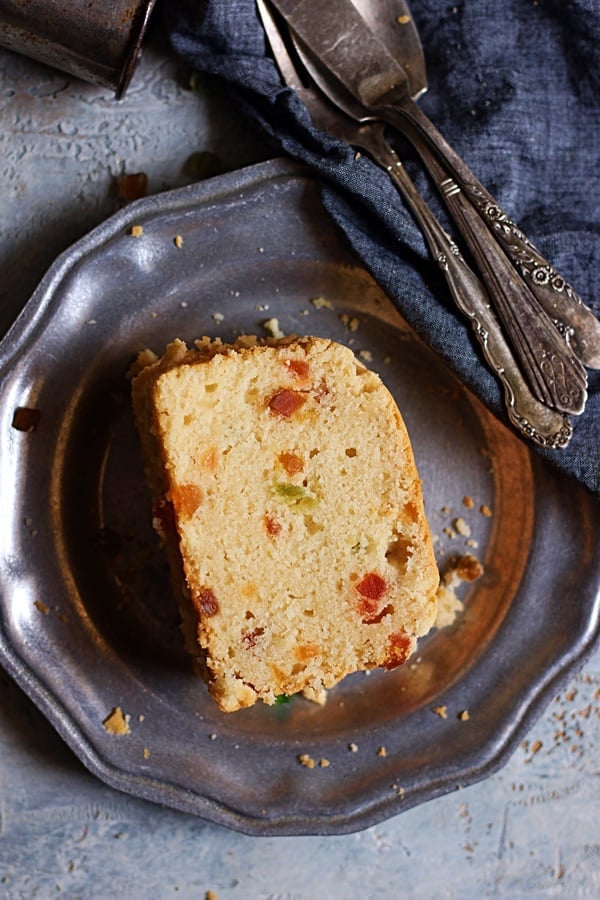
left=268, top=389, right=307, bottom=418
left=170, top=483, right=203, bottom=518
left=192, top=587, right=219, bottom=617
left=278, top=451, right=304, bottom=475
left=264, top=513, right=282, bottom=536
left=384, top=631, right=411, bottom=670
left=285, top=358, right=311, bottom=379
left=356, top=572, right=388, bottom=600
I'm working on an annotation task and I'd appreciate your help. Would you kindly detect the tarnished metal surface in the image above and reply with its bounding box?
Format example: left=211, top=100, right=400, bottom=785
left=0, top=0, right=157, bottom=95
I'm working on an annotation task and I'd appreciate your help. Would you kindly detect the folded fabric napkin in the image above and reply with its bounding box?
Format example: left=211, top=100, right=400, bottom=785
left=164, top=0, right=599, bottom=493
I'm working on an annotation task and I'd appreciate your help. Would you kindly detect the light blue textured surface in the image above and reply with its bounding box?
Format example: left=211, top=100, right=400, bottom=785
left=0, top=33, right=598, bottom=900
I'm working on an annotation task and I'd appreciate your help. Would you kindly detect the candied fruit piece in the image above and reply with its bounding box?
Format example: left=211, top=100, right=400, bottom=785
left=268, top=389, right=307, bottom=417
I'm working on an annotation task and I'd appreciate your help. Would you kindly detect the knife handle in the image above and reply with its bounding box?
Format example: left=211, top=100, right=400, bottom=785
left=357, top=123, right=572, bottom=448
left=382, top=101, right=589, bottom=415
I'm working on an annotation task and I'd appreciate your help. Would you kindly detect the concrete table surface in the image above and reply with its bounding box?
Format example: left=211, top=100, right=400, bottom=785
left=1, top=28, right=599, bottom=900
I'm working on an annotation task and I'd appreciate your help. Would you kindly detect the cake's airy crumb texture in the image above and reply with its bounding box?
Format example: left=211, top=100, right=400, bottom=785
left=131, top=335, right=439, bottom=712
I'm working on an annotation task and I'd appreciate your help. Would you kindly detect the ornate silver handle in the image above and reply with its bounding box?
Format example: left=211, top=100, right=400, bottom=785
left=464, top=185, right=600, bottom=368
left=355, top=123, right=572, bottom=448
left=381, top=101, right=591, bottom=416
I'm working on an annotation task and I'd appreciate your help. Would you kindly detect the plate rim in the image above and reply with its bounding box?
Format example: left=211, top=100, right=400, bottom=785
left=1, top=157, right=599, bottom=836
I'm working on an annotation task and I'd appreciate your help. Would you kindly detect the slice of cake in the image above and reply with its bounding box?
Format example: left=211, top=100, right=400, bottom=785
left=131, top=335, right=438, bottom=712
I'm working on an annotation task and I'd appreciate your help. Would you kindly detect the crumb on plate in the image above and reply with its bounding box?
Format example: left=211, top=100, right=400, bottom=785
left=103, top=706, right=131, bottom=735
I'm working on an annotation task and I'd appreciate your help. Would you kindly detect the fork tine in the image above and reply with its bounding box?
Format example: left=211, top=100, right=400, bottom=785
left=257, top=0, right=304, bottom=93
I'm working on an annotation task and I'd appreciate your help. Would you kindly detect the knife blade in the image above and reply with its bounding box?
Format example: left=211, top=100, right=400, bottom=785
left=268, top=0, right=413, bottom=110
left=351, top=0, right=427, bottom=100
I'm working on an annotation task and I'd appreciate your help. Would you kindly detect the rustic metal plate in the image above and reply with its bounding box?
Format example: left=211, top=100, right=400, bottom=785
left=0, top=159, right=598, bottom=835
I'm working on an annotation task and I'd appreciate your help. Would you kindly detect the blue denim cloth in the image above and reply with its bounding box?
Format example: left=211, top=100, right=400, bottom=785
left=164, top=0, right=600, bottom=493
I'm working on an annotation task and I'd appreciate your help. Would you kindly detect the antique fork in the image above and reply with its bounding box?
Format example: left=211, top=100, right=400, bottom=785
left=256, top=0, right=572, bottom=448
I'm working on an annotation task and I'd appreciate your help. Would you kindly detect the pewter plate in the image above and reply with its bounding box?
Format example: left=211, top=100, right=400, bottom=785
left=0, top=159, right=598, bottom=836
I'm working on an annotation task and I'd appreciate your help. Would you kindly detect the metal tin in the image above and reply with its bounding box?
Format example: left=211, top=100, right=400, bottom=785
left=0, top=0, right=157, bottom=97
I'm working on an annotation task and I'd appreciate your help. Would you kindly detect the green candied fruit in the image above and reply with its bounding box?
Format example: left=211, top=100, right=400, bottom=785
left=273, top=483, right=317, bottom=506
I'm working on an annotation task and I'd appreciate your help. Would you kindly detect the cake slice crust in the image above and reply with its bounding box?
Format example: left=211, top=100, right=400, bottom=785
left=131, top=335, right=438, bottom=712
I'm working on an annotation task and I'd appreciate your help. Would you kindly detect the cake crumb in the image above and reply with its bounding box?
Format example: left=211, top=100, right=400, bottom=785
left=302, top=685, right=328, bottom=705
left=462, top=496, right=474, bottom=509
left=34, top=600, right=49, bottom=615
left=174, top=234, right=183, bottom=249
left=480, top=504, right=493, bottom=517
left=212, top=312, right=224, bottom=323
left=377, top=746, right=387, bottom=757
left=319, top=757, right=330, bottom=767
left=458, top=710, right=470, bottom=721
left=340, top=314, right=360, bottom=332
left=453, top=517, right=471, bottom=537
left=435, top=553, right=484, bottom=628
left=432, top=705, right=448, bottom=719
left=209, top=733, right=218, bottom=741
left=206, top=891, right=218, bottom=900
left=102, top=707, right=131, bottom=735
left=348, top=742, right=359, bottom=752
left=298, top=753, right=316, bottom=768
left=310, top=296, right=333, bottom=310
left=143, top=748, right=150, bottom=759
left=358, top=349, right=373, bottom=362
left=434, top=583, right=464, bottom=628
left=129, top=224, right=144, bottom=237
left=263, top=317, right=285, bottom=339
left=454, top=554, right=484, bottom=582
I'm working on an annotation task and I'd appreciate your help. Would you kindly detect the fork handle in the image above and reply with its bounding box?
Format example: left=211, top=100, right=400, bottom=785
left=355, top=124, right=571, bottom=447
left=380, top=101, right=591, bottom=415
